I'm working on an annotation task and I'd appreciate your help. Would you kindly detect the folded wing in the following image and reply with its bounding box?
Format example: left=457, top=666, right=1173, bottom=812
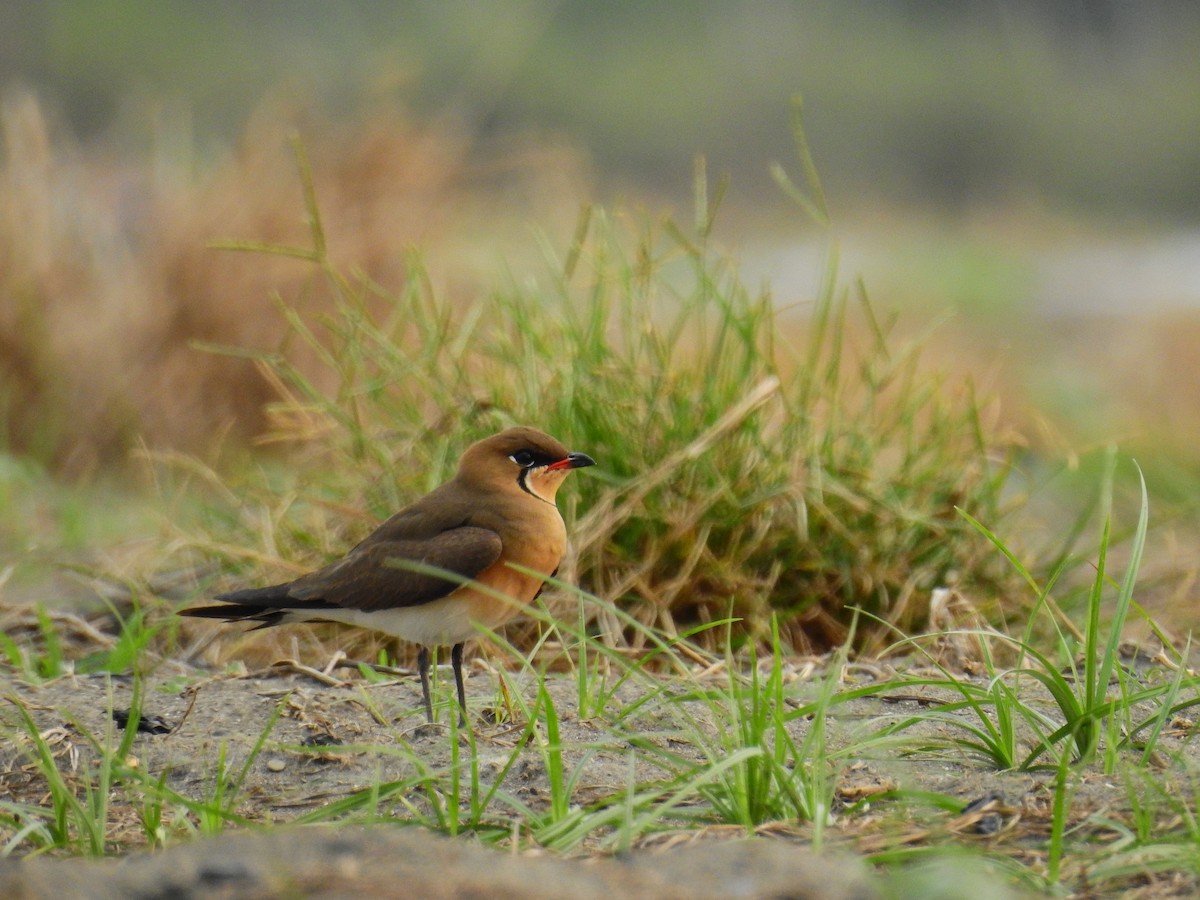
left=183, top=526, right=504, bottom=623
left=288, top=526, right=503, bottom=611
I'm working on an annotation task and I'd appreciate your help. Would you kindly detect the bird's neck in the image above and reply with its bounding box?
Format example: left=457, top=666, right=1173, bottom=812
left=521, top=469, right=569, bottom=505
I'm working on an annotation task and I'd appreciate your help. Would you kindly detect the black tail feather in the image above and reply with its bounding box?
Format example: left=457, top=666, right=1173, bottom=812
left=179, top=603, right=290, bottom=629
left=180, top=583, right=338, bottom=629
left=211, top=583, right=295, bottom=606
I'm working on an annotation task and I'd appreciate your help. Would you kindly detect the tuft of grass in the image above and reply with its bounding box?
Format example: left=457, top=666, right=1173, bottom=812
left=871, top=451, right=1200, bottom=778
left=1, top=678, right=144, bottom=855
left=960, top=451, right=1153, bottom=768
left=482, top=586, right=848, bottom=846
left=196, top=697, right=288, bottom=836
left=20, top=606, right=65, bottom=681
left=160, top=126, right=1021, bottom=659
left=686, top=616, right=840, bottom=839
left=0, top=599, right=173, bottom=683
left=0, top=679, right=292, bottom=857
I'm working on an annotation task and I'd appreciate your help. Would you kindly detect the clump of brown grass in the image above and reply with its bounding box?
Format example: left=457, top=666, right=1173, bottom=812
left=0, top=88, right=588, bottom=475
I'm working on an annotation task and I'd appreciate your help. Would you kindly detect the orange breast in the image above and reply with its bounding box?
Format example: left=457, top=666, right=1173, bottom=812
left=466, top=513, right=567, bottom=627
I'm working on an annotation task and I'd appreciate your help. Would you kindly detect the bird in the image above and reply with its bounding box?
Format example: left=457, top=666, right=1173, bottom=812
left=181, top=426, right=595, bottom=725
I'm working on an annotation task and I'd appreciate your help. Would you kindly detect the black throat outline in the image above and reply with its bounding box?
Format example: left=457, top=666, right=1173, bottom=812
left=517, top=467, right=555, bottom=505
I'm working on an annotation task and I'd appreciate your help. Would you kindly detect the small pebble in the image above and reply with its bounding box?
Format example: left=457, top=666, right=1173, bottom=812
left=266, top=758, right=287, bottom=772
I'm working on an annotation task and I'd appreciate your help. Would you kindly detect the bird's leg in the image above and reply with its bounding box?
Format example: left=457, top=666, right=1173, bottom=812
left=417, top=646, right=434, bottom=724
left=451, top=642, right=467, bottom=727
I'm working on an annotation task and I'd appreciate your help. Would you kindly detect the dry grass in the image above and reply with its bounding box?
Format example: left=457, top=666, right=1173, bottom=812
left=0, top=89, right=588, bottom=475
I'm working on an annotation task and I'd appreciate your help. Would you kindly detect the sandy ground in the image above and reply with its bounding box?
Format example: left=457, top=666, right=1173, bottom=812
left=3, top=641, right=1197, bottom=898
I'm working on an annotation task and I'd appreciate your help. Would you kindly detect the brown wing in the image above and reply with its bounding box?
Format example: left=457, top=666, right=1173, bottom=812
left=286, top=526, right=503, bottom=612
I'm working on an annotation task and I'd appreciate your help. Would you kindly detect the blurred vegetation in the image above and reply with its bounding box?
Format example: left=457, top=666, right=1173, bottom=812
left=3, top=1, right=1200, bottom=218
left=0, top=89, right=588, bottom=473
left=0, top=1, right=1197, bottom=636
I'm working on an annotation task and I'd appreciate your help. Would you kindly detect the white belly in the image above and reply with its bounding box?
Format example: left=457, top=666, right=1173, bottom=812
left=285, top=589, right=525, bottom=647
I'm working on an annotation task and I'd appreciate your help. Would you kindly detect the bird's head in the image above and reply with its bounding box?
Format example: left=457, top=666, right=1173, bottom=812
left=458, top=426, right=596, bottom=503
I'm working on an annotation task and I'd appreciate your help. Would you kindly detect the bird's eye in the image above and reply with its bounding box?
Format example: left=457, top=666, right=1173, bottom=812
left=509, top=450, right=536, bottom=467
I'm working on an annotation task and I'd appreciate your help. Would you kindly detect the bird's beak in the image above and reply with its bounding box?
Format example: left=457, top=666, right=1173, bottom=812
left=546, top=452, right=596, bottom=471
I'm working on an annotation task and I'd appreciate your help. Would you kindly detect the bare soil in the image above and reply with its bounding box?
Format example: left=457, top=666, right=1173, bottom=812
left=3, top=642, right=1199, bottom=897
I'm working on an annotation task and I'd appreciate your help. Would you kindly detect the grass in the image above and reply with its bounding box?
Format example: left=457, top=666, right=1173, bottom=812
left=862, top=452, right=1200, bottom=780
left=1, top=465, right=1199, bottom=897
left=4, top=496, right=1198, bottom=895
left=2, top=119, right=1198, bottom=898
left=145, top=125, right=1021, bottom=665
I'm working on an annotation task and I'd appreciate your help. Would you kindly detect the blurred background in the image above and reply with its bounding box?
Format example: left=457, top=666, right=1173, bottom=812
left=1, top=1, right=1198, bottom=622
